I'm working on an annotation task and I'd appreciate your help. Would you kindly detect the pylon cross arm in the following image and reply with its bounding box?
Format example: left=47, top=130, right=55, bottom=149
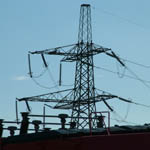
left=17, top=89, right=74, bottom=104
left=29, top=44, right=76, bottom=56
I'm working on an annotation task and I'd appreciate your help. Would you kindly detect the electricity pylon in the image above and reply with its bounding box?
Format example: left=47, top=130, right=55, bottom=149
left=18, top=4, right=129, bottom=129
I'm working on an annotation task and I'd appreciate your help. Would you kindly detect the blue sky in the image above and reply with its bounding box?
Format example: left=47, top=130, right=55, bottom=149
left=1, top=0, right=150, bottom=135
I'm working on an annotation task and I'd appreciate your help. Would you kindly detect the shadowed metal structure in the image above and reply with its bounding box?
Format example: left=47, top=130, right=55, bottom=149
left=18, top=4, right=130, bottom=129
left=71, top=4, right=96, bottom=128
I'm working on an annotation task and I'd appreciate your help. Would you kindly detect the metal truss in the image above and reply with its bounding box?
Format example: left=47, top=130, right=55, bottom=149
left=18, top=4, right=127, bottom=129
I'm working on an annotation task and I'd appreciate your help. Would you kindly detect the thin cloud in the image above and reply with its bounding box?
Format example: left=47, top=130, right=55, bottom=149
left=13, top=75, right=29, bottom=81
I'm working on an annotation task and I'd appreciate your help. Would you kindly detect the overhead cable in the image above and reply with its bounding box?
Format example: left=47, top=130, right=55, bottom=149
left=92, top=6, right=150, bottom=31
left=120, top=58, right=150, bottom=68
left=96, top=88, right=150, bottom=109
left=32, top=78, right=58, bottom=90
left=125, top=66, right=150, bottom=89
left=94, top=65, right=150, bottom=83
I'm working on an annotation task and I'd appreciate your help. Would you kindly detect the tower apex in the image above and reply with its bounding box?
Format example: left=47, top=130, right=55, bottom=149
left=81, top=4, right=90, bottom=7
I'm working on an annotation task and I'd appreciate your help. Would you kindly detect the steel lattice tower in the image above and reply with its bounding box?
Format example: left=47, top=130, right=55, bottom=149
left=18, top=4, right=127, bottom=129
left=71, top=4, right=97, bottom=128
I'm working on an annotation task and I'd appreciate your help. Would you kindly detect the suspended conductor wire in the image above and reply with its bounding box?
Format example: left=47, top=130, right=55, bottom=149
left=132, top=101, right=150, bottom=108
left=47, top=68, right=60, bottom=86
left=96, top=88, right=150, bottom=109
left=32, top=68, right=47, bottom=78
left=32, top=78, right=58, bottom=90
left=47, top=67, right=63, bottom=98
left=32, top=77, right=73, bottom=90
left=93, top=45, right=150, bottom=69
left=111, top=118, right=137, bottom=125
left=110, top=116, right=137, bottom=125
left=109, top=51, right=150, bottom=88
left=125, top=66, right=150, bottom=89
left=120, top=58, right=150, bottom=68
left=92, top=6, right=150, bottom=31
left=114, top=53, right=150, bottom=69
left=116, top=61, right=126, bottom=78
left=110, top=103, right=131, bottom=122
left=94, top=65, right=150, bottom=83
left=29, top=54, right=71, bottom=96
left=103, top=107, right=137, bottom=125
left=44, top=104, right=54, bottom=109
left=113, top=52, right=150, bottom=69
left=29, top=52, right=63, bottom=96
left=124, top=103, right=131, bottom=120
left=112, top=111, right=138, bottom=125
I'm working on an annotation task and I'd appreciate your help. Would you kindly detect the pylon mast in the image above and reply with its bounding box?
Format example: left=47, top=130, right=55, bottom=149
left=18, top=4, right=127, bottom=129
left=71, top=4, right=96, bottom=128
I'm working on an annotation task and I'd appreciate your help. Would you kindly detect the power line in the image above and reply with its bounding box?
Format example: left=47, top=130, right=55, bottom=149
left=116, top=61, right=126, bottom=78
left=120, top=58, right=150, bottom=68
left=32, top=77, right=73, bottom=90
left=92, top=6, right=150, bottom=31
left=94, top=65, right=150, bottom=83
left=124, top=103, right=131, bottom=120
left=31, top=68, right=47, bottom=78
left=96, top=88, right=150, bottom=109
left=125, top=66, right=150, bottom=89
left=32, top=78, right=58, bottom=90
left=111, top=111, right=138, bottom=125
